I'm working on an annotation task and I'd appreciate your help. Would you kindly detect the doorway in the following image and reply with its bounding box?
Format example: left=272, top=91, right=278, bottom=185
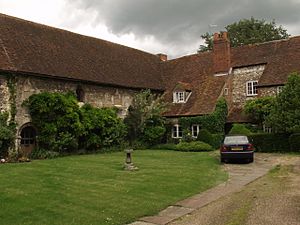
left=20, top=125, right=36, bottom=156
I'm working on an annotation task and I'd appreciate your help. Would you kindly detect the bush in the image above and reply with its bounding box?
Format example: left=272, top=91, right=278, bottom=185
left=229, top=124, right=252, bottom=135
left=175, top=141, right=214, bottom=152
left=24, top=92, right=83, bottom=153
left=197, top=129, right=213, bottom=143
left=24, top=92, right=127, bottom=155
left=0, top=112, right=15, bottom=157
left=289, top=133, right=300, bottom=152
left=196, top=129, right=223, bottom=149
left=80, top=105, right=126, bottom=150
left=142, top=125, right=166, bottom=146
left=211, top=134, right=224, bottom=149
left=249, top=133, right=290, bottom=152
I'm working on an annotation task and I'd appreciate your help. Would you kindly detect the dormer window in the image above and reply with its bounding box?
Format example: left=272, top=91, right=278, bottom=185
left=173, top=91, right=191, bottom=103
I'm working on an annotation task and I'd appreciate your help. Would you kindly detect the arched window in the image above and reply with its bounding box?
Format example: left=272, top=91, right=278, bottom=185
left=20, top=126, right=36, bottom=145
left=19, top=125, right=37, bottom=156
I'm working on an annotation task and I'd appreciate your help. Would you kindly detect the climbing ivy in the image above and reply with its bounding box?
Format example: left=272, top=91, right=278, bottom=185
left=0, top=73, right=17, bottom=156
left=6, top=74, right=17, bottom=122
left=179, top=98, right=228, bottom=134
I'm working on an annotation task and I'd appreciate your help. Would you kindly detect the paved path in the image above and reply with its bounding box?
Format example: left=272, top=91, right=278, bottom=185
left=128, top=153, right=297, bottom=225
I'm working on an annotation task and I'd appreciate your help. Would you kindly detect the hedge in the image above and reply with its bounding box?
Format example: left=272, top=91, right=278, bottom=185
left=289, top=133, right=300, bottom=152
left=248, top=133, right=291, bottom=153
left=175, top=141, right=214, bottom=152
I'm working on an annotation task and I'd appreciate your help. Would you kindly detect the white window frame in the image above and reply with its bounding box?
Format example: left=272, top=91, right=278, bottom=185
left=263, top=124, right=272, bottom=133
left=173, top=91, right=185, bottom=103
left=191, top=124, right=200, bottom=138
left=277, top=86, right=283, bottom=94
left=172, top=124, right=183, bottom=138
left=246, top=81, right=258, bottom=96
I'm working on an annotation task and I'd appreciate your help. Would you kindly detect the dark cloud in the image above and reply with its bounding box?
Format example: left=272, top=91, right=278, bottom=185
left=66, top=0, right=300, bottom=56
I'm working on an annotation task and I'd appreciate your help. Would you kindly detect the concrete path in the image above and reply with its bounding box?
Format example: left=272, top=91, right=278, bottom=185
left=127, top=153, right=293, bottom=225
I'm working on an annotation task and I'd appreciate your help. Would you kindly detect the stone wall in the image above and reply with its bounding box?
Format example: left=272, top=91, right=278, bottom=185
left=231, top=65, right=265, bottom=107
left=0, top=75, right=10, bottom=114
left=14, top=75, right=137, bottom=132
left=259, top=86, right=280, bottom=97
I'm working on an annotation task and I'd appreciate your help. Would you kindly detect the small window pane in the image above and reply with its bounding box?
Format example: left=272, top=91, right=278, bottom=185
left=178, top=126, right=183, bottom=138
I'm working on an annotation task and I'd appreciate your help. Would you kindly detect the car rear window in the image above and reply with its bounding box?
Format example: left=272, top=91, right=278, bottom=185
left=224, top=136, right=249, bottom=145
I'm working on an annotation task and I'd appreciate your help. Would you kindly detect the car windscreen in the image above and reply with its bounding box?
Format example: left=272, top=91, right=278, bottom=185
left=224, top=136, right=249, bottom=145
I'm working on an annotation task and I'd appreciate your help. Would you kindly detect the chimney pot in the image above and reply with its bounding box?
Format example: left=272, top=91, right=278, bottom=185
left=157, top=53, right=168, bottom=61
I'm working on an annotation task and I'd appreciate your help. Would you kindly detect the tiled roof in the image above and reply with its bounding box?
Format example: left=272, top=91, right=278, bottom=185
left=162, top=53, right=226, bottom=117
left=164, top=36, right=300, bottom=117
left=231, top=37, right=300, bottom=86
left=0, top=13, right=164, bottom=90
left=1, top=13, right=300, bottom=120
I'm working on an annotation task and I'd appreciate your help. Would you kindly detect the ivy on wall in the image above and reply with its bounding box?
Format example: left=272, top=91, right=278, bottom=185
left=23, top=92, right=126, bottom=153
left=6, top=74, right=17, bottom=122
left=179, top=98, right=228, bottom=134
left=0, top=73, right=17, bottom=156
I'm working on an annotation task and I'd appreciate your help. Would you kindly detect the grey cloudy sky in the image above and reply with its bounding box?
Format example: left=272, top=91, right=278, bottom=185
left=1, top=0, right=300, bottom=58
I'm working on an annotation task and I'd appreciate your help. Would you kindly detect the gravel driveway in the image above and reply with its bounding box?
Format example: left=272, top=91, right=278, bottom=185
left=130, top=153, right=300, bottom=225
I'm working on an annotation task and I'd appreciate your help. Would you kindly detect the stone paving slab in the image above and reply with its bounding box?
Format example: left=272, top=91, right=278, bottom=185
left=140, top=206, right=194, bottom=225
left=128, top=222, right=157, bottom=225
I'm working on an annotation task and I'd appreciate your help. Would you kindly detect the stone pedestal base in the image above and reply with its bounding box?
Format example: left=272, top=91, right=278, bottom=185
left=124, top=163, right=139, bottom=171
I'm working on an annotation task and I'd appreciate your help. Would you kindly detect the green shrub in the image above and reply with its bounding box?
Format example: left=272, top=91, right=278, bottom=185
left=181, top=129, right=193, bottom=143
left=0, top=112, right=15, bottom=157
left=197, top=129, right=213, bottom=143
left=229, top=124, right=252, bottom=135
left=196, top=129, right=223, bottom=149
left=80, top=104, right=126, bottom=150
left=24, top=92, right=127, bottom=154
left=289, top=133, right=300, bottom=152
left=175, top=141, right=214, bottom=152
left=249, top=133, right=290, bottom=152
left=142, top=125, right=166, bottom=146
left=24, top=92, right=83, bottom=153
left=211, top=134, right=224, bottom=149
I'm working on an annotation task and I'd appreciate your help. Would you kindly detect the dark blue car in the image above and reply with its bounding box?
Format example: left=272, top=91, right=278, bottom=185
left=220, top=135, right=254, bottom=163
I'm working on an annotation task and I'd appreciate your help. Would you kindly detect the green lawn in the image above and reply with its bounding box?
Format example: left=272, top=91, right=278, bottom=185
left=0, top=150, right=227, bottom=225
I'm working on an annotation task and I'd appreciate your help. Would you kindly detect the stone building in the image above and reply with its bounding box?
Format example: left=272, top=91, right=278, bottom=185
left=1, top=13, right=300, bottom=152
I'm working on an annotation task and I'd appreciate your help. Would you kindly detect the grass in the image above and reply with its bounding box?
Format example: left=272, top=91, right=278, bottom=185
left=0, top=150, right=227, bottom=225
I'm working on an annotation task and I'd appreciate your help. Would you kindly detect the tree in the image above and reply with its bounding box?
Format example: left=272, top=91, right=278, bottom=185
left=124, top=89, right=167, bottom=146
left=267, top=73, right=300, bottom=133
left=198, top=17, right=289, bottom=52
left=244, top=96, right=275, bottom=128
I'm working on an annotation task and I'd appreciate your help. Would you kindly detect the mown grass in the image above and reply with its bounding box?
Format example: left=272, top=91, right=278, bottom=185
left=0, top=150, right=227, bottom=225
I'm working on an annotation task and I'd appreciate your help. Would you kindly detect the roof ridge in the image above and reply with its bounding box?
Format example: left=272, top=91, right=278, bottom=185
left=0, top=13, right=159, bottom=59
left=230, top=36, right=298, bottom=51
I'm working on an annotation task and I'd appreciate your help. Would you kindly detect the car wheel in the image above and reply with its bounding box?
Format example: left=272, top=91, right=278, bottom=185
left=221, top=157, right=225, bottom=163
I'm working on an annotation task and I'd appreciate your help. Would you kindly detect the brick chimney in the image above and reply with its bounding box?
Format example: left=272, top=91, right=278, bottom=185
left=213, top=32, right=231, bottom=75
left=156, top=53, right=168, bottom=61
